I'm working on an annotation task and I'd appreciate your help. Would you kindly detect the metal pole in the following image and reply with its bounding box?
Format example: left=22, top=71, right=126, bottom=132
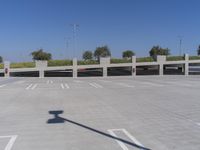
left=64, top=37, right=70, bottom=59
left=71, top=24, right=79, bottom=58
left=180, top=38, right=182, bottom=56
left=178, top=36, right=183, bottom=56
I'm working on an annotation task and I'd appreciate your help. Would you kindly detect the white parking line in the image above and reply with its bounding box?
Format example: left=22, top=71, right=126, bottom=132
left=0, top=135, right=18, bottom=150
left=141, top=82, right=164, bottom=87
left=73, top=80, right=83, bottom=83
left=61, top=83, right=65, bottom=89
left=47, top=80, right=53, bottom=84
left=108, top=129, right=143, bottom=150
left=65, top=83, right=70, bottom=89
left=89, top=83, right=103, bottom=88
left=196, top=123, right=200, bottom=126
left=117, top=83, right=135, bottom=88
left=26, top=84, right=37, bottom=90
left=61, top=83, right=69, bottom=89
left=25, top=84, right=33, bottom=90
left=31, top=84, right=37, bottom=90
left=0, top=84, right=6, bottom=88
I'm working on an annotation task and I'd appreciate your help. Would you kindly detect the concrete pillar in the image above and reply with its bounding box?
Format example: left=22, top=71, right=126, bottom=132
left=73, top=58, right=77, bottom=78
left=184, top=54, right=189, bottom=76
left=100, top=57, right=110, bottom=77
left=4, top=61, right=10, bottom=77
left=35, top=60, right=47, bottom=78
left=157, top=55, right=166, bottom=76
left=132, top=56, right=136, bottom=76
left=103, top=67, right=107, bottom=77
left=159, top=64, right=164, bottom=76
left=39, top=70, right=44, bottom=78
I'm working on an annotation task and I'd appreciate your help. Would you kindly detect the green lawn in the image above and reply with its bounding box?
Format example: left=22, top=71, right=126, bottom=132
left=189, top=56, right=200, bottom=60
left=166, top=56, right=185, bottom=61
left=10, top=62, right=35, bottom=68
left=110, top=58, right=132, bottom=64
left=0, top=64, right=4, bottom=69
left=136, top=57, right=154, bottom=62
left=48, top=60, right=73, bottom=66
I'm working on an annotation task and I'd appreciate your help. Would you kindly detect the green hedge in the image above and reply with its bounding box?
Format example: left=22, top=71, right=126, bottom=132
left=189, top=56, right=200, bottom=60
left=10, top=62, right=35, bottom=68
left=78, top=60, right=99, bottom=65
left=0, top=64, right=3, bottom=69
left=110, top=58, right=132, bottom=64
left=166, top=56, right=184, bottom=61
left=136, top=57, right=154, bottom=62
left=48, top=60, right=72, bottom=66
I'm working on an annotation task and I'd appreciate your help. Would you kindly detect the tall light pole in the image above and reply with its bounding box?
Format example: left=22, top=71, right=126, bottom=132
left=178, top=36, right=183, bottom=56
left=64, top=37, right=70, bottom=59
left=70, top=24, right=79, bottom=58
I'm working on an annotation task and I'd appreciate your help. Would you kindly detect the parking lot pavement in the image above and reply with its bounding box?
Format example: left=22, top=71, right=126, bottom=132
left=0, top=76, right=200, bottom=150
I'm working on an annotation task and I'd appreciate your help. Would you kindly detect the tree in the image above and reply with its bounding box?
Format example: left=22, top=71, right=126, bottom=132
left=31, top=49, right=52, bottom=61
left=94, top=45, right=111, bottom=61
left=149, top=46, right=170, bottom=58
left=197, top=45, right=200, bottom=56
left=82, top=51, right=93, bottom=60
left=0, top=56, right=3, bottom=63
left=122, top=50, right=135, bottom=59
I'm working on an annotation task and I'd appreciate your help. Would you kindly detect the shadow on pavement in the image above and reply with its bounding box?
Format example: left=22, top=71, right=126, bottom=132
left=47, top=110, right=151, bottom=150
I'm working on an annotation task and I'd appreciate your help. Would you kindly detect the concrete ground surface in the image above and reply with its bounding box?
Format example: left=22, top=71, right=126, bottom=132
left=0, top=76, right=200, bottom=150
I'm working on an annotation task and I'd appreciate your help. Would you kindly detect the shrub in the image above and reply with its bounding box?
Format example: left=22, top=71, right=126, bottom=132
left=122, top=50, right=135, bottom=59
left=82, top=51, right=93, bottom=60
left=94, top=45, right=111, bottom=60
left=149, top=46, right=170, bottom=57
left=31, top=49, right=52, bottom=60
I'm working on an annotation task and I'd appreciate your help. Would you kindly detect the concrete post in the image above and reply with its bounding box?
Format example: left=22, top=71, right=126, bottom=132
left=100, top=57, right=110, bottom=77
left=73, top=58, right=77, bottom=78
left=4, top=61, right=10, bottom=77
left=132, top=56, right=136, bottom=76
left=184, top=54, right=189, bottom=76
left=157, top=55, right=166, bottom=76
left=159, top=64, right=164, bottom=76
left=39, top=70, right=44, bottom=78
left=35, top=61, right=47, bottom=78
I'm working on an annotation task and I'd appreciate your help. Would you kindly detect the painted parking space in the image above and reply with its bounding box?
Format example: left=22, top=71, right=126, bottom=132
left=0, top=77, right=199, bottom=90
left=0, top=135, right=18, bottom=150
left=107, top=129, right=147, bottom=150
left=1, top=77, right=200, bottom=149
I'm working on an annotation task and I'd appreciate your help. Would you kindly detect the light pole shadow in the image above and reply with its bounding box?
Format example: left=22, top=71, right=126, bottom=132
left=47, top=110, right=151, bottom=150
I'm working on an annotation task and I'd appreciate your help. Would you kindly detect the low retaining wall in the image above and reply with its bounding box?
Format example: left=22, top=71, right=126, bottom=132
left=1, top=54, right=200, bottom=78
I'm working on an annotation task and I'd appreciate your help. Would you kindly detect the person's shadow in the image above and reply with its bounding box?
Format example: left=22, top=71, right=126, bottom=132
left=47, top=110, right=151, bottom=150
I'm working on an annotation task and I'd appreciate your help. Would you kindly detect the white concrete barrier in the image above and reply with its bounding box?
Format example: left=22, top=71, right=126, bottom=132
left=2, top=54, right=200, bottom=77
left=36, top=60, right=47, bottom=78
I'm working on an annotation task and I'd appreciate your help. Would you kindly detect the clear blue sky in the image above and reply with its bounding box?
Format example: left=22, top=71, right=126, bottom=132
left=0, top=0, right=200, bottom=61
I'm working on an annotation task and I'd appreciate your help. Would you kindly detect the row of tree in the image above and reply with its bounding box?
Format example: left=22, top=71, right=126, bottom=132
left=82, top=46, right=135, bottom=60
left=82, top=45, right=169, bottom=61
left=1, top=45, right=200, bottom=62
